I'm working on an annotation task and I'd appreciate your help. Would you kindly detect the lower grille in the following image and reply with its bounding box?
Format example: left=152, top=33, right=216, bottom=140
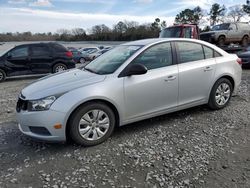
left=29, top=126, right=51, bottom=136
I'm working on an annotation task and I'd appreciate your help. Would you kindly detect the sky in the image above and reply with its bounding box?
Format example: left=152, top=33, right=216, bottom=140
left=0, top=0, right=247, bottom=33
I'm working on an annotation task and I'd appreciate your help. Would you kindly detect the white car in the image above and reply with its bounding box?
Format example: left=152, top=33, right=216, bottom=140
left=16, top=38, right=242, bottom=146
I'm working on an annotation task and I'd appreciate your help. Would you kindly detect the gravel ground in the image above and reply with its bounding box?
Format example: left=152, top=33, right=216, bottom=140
left=0, top=69, right=249, bottom=188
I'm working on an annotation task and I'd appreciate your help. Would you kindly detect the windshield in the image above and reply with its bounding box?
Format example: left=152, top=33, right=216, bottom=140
left=159, top=27, right=182, bottom=38
left=212, top=23, right=230, bottom=31
left=83, top=45, right=142, bottom=75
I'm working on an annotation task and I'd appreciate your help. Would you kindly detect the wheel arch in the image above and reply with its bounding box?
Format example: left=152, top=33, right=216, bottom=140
left=242, top=34, right=249, bottom=39
left=0, top=67, right=7, bottom=75
left=209, top=74, right=235, bottom=98
left=217, top=34, right=226, bottom=40
left=65, top=99, right=120, bottom=140
left=219, top=75, right=235, bottom=90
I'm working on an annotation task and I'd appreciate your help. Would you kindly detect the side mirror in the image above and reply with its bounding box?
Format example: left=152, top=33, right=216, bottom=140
left=228, top=27, right=232, bottom=30
left=122, top=63, right=148, bottom=77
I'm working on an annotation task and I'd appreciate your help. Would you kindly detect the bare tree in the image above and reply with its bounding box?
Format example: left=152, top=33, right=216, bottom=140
left=227, top=5, right=245, bottom=22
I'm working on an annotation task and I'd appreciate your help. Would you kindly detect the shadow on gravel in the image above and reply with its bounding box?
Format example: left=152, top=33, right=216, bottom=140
left=0, top=104, right=210, bottom=154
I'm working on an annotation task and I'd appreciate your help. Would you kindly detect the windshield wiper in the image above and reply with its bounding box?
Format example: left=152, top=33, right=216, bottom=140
left=84, top=67, right=99, bottom=74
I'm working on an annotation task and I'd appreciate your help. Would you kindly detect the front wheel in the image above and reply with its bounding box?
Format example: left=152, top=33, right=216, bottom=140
left=69, top=102, right=115, bottom=146
left=208, top=78, right=233, bottom=110
left=217, top=36, right=225, bottom=46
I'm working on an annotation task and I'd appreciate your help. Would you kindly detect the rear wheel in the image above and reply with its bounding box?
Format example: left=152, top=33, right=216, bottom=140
left=0, top=69, right=6, bottom=82
left=208, top=78, right=233, bottom=110
left=241, top=36, right=249, bottom=47
left=53, top=63, right=67, bottom=73
left=218, top=36, right=225, bottom=46
left=69, top=102, right=115, bottom=146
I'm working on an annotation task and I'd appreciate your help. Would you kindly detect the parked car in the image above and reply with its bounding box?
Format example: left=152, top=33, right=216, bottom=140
left=200, top=22, right=250, bottom=46
left=68, top=48, right=90, bottom=64
left=237, top=46, right=250, bottom=68
left=79, top=47, right=99, bottom=53
left=0, top=42, right=75, bottom=82
left=16, top=38, right=242, bottom=146
left=88, top=48, right=111, bottom=60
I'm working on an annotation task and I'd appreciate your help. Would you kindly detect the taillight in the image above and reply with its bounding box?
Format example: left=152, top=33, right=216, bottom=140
left=236, top=58, right=242, bottom=65
left=65, top=51, right=73, bottom=58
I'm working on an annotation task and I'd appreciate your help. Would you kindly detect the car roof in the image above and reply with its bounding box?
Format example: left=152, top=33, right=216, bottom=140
left=122, top=38, right=201, bottom=46
left=122, top=38, right=228, bottom=55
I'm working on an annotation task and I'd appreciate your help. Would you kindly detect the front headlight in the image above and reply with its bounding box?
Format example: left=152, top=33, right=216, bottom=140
left=28, top=96, right=57, bottom=111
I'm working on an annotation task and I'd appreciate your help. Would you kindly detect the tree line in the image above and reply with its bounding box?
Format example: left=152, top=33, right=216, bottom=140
left=1, top=2, right=250, bottom=42
left=0, top=19, right=165, bottom=42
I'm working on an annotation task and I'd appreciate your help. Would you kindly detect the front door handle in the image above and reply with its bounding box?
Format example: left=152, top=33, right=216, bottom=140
left=204, top=66, right=213, bottom=72
left=164, top=75, right=176, bottom=82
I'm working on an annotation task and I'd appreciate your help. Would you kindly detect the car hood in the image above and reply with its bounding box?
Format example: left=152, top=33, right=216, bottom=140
left=21, top=68, right=106, bottom=100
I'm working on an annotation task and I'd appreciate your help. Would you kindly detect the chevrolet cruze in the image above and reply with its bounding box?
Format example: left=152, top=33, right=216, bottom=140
left=16, top=38, right=242, bottom=146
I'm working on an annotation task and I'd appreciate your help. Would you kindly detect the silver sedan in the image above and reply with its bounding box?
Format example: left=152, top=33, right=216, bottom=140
left=16, top=38, right=242, bottom=146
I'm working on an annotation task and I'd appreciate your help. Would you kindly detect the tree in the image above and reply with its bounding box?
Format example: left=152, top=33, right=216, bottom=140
left=175, top=6, right=205, bottom=25
left=209, top=3, right=226, bottom=26
left=151, top=18, right=161, bottom=30
left=227, top=5, right=245, bottom=22
left=56, top=29, right=71, bottom=41
left=243, top=1, right=250, bottom=15
left=71, top=28, right=86, bottom=41
left=113, top=21, right=127, bottom=33
left=193, top=6, right=205, bottom=24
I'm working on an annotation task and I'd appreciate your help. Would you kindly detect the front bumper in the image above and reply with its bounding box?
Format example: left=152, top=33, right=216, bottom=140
left=200, top=34, right=216, bottom=43
left=16, top=109, right=67, bottom=142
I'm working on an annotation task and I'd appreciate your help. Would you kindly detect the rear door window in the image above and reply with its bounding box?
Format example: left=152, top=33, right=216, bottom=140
left=31, top=45, right=50, bottom=56
left=176, top=42, right=204, bottom=63
left=203, top=46, right=214, bottom=59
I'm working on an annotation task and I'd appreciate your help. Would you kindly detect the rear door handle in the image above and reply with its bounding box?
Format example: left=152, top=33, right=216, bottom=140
left=204, top=66, right=213, bottom=72
left=164, top=75, right=176, bottom=82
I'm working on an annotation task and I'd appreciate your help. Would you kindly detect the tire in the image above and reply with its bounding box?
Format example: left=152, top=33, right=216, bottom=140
left=0, top=69, right=6, bottom=82
left=52, top=63, right=67, bottom=73
left=241, top=36, right=249, bottom=47
left=69, top=102, right=115, bottom=146
left=208, top=78, right=233, bottom=110
left=217, top=36, right=225, bottom=46
left=79, top=57, right=86, bottom=64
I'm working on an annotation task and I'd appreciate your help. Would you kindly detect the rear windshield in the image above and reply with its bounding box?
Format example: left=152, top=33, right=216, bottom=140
left=160, top=27, right=182, bottom=38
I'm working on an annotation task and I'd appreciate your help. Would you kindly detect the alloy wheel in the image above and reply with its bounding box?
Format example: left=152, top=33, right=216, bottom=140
left=78, top=110, right=110, bottom=141
left=55, top=65, right=66, bottom=72
left=215, top=83, right=231, bottom=106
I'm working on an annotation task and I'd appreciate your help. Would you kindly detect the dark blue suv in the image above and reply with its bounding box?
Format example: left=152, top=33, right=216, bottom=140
left=0, top=42, right=75, bottom=82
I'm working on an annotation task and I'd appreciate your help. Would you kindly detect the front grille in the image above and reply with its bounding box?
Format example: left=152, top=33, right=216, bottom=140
left=200, top=34, right=212, bottom=42
left=29, top=126, right=51, bottom=136
left=16, top=98, right=28, bottom=112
